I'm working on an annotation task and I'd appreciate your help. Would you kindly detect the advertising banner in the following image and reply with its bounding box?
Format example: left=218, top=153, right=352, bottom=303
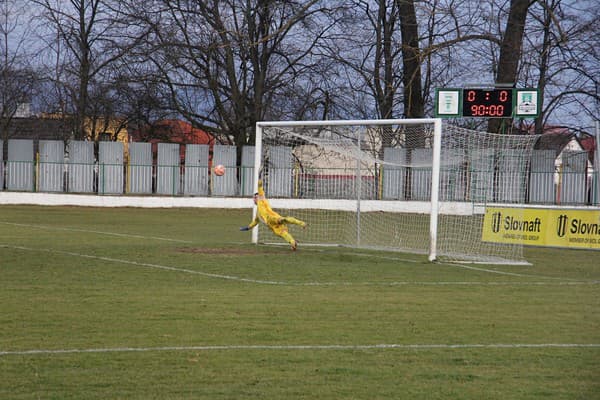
left=482, top=207, right=600, bottom=250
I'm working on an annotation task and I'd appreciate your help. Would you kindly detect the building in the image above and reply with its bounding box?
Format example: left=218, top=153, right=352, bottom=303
left=129, top=119, right=216, bottom=162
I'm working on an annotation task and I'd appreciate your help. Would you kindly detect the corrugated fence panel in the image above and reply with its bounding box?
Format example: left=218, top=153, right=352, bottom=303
left=7, top=139, right=34, bottom=191
left=267, top=146, right=292, bottom=197
left=382, top=148, right=406, bottom=200
left=184, top=144, right=209, bottom=195
left=440, top=149, right=465, bottom=201
left=99, top=142, right=124, bottom=194
left=595, top=154, right=600, bottom=205
left=497, top=151, right=527, bottom=203
left=68, top=141, right=94, bottom=193
left=411, top=149, right=432, bottom=201
left=529, top=150, right=555, bottom=204
left=0, top=140, right=4, bottom=190
left=128, top=142, right=152, bottom=194
left=469, top=149, right=494, bottom=202
left=38, top=140, right=64, bottom=192
left=156, top=143, right=180, bottom=195
left=240, top=145, right=255, bottom=196
left=560, top=151, right=587, bottom=204
left=212, top=145, right=237, bottom=196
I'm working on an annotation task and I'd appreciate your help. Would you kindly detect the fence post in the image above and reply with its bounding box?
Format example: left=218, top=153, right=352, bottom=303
left=595, top=121, right=600, bottom=205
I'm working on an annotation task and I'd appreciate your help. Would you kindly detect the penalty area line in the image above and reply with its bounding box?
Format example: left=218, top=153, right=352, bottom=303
left=1, top=343, right=599, bottom=356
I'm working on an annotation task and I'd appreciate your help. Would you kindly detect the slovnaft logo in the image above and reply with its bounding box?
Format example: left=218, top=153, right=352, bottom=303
left=555, top=213, right=600, bottom=246
left=557, top=214, right=568, bottom=237
left=492, top=211, right=502, bottom=233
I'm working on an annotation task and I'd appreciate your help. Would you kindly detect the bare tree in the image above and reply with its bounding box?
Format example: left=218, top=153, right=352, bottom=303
left=0, top=0, right=39, bottom=141
left=519, top=0, right=599, bottom=134
left=33, top=0, right=147, bottom=140
left=331, top=1, right=504, bottom=123
left=124, top=0, right=338, bottom=146
left=335, top=1, right=402, bottom=120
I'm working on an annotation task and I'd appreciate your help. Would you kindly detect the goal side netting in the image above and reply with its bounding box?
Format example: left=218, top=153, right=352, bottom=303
left=253, top=119, right=538, bottom=264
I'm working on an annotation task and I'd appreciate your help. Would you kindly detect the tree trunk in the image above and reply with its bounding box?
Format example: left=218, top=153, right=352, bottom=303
left=398, top=0, right=425, bottom=148
left=488, top=0, right=530, bottom=134
left=374, top=0, right=396, bottom=121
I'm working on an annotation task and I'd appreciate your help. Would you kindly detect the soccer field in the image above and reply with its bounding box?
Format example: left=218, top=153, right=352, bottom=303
left=1, top=205, right=599, bottom=399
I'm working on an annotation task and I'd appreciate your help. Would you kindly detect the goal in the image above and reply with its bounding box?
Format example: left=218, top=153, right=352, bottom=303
left=253, top=119, right=539, bottom=264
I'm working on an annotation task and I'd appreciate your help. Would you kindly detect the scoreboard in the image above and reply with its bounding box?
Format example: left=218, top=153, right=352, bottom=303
left=435, top=87, right=540, bottom=118
left=462, top=88, right=512, bottom=117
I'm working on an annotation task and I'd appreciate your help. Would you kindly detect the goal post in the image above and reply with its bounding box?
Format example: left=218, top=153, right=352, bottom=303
left=253, top=119, right=538, bottom=264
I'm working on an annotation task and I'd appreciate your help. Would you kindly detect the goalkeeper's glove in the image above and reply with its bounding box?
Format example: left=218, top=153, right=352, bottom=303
left=239, top=226, right=250, bottom=231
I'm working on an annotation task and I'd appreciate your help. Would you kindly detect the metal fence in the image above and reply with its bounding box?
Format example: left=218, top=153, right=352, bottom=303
left=0, top=138, right=598, bottom=206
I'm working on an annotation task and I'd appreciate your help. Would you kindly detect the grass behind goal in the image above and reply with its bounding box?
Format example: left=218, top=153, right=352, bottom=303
left=1, top=205, right=599, bottom=399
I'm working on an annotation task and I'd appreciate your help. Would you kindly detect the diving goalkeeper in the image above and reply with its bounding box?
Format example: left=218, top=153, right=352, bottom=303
left=240, top=179, right=306, bottom=250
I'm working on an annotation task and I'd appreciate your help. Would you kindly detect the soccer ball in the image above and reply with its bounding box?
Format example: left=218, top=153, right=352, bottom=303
left=213, top=164, right=226, bottom=176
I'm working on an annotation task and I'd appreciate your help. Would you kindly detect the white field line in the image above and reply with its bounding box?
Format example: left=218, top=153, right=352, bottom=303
left=1, top=343, right=599, bottom=357
left=439, top=261, right=583, bottom=281
left=0, top=221, right=193, bottom=243
left=1, top=243, right=598, bottom=286
left=0, top=244, right=282, bottom=285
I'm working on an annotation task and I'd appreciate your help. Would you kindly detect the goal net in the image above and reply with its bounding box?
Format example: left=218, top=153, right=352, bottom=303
left=253, top=119, right=539, bottom=264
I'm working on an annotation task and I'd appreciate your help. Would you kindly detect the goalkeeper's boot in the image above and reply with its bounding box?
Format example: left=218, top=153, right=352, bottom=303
left=291, top=240, right=297, bottom=251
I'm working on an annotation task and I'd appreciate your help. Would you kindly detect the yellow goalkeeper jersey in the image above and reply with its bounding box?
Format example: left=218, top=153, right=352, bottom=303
left=247, top=181, right=283, bottom=229
left=243, top=179, right=306, bottom=250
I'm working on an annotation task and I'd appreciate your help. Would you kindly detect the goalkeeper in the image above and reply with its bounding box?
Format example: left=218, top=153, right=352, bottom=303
left=240, top=179, right=306, bottom=251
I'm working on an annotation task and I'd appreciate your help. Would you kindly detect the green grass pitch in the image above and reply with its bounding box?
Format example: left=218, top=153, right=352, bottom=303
left=0, top=205, right=599, bottom=399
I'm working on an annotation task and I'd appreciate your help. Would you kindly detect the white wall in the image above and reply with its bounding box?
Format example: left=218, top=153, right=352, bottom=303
left=0, top=192, right=251, bottom=208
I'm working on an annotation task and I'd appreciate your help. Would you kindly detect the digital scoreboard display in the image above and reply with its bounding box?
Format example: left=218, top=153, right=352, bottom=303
left=461, top=88, right=513, bottom=117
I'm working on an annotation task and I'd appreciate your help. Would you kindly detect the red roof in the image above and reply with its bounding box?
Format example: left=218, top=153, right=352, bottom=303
left=580, top=135, right=596, bottom=164
left=129, top=119, right=217, bottom=163
left=130, top=119, right=215, bottom=145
